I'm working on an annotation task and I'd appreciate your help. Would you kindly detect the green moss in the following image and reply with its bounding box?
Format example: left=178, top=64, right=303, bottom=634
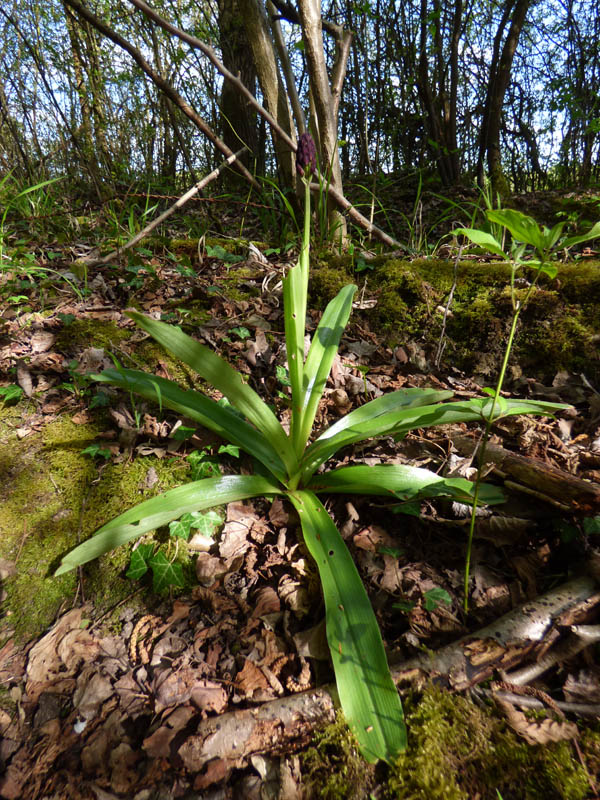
left=372, top=261, right=442, bottom=338
left=55, top=318, right=131, bottom=353
left=351, top=258, right=600, bottom=382
left=302, top=688, right=592, bottom=799
left=389, top=688, right=590, bottom=800
left=309, top=266, right=352, bottom=308
left=302, top=711, right=377, bottom=799
left=0, top=415, right=183, bottom=640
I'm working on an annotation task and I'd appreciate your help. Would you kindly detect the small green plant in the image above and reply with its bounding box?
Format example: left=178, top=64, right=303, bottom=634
left=0, top=172, right=63, bottom=266
left=56, top=138, right=565, bottom=764
left=81, top=444, right=111, bottom=460
left=456, top=208, right=600, bottom=611
left=127, top=509, right=223, bottom=592
left=0, top=385, right=24, bottom=407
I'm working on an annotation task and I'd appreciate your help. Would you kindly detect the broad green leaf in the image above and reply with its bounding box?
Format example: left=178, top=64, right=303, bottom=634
left=296, top=284, right=357, bottom=452
left=562, top=220, right=600, bottom=248
left=454, top=227, right=507, bottom=260
left=537, top=262, right=558, bottom=280
left=487, top=209, right=545, bottom=251
left=55, top=474, right=282, bottom=574
left=92, top=368, right=287, bottom=482
left=306, top=464, right=504, bottom=505
left=148, top=551, right=185, bottom=592
left=126, top=311, right=296, bottom=476
left=299, top=388, right=453, bottom=481
left=301, top=395, right=568, bottom=482
left=543, top=221, right=566, bottom=250
left=289, top=491, right=406, bottom=763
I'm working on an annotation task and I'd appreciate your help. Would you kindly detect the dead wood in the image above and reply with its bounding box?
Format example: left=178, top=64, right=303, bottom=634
left=175, top=576, right=598, bottom=773
left=75, top=148, right=247, bottom=267
left=453, top=433, right=600, bottom=513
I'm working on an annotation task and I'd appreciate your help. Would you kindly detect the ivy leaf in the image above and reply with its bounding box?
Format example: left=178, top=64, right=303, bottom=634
left=276, top=365, right=292, bottom=387
left=171, top=425, right=196, bottom=441
left=169, top=510, right=223, bottom=540
left=169, top=514, right=194, bottom=540
left=424, top=587, right=452, bottom=611
left=126, top=543, right=154, bottom=580
left=0, top=385, right=24, bottom=406
left=190, top=510, right=223, bottom=536
left=229, top=326, right=251, bottom=340
left=148, top=551, right=185, bottom=593
left=218, top=444, right=240, bottom=458
left=188, top=450, right=222, bottom=480
left=583, top=516, right=600, bottom=536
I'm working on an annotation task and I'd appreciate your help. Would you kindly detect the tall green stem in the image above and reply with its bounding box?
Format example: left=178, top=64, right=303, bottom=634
left=463, top=276, right=539, bottom=612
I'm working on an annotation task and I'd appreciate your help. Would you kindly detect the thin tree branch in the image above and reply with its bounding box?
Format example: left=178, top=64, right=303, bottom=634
left=131, top=0, right=400, bottom=248
left=128, top=0, right=296, bottom=152
left=77, top=148, right=248, bottom=267
left=62, top=0, right=259, bottom=189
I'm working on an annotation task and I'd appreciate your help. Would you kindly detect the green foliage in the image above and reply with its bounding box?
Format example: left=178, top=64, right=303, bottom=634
left=81, top=444, right=111, bottom=460
left=56, top=177, right=566, bottom=764
left=386, top=687, right=590, bottom=800
left=0, top=385, right=23, bottom=407
left=456, top=207, right=599, bottom=610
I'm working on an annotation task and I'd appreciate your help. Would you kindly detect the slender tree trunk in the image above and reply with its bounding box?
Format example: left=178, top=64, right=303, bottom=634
left=297, top=0, right=347, bottom=242
left=217, top=0, right=259, bottom=177
left=477, top=0, right=533, bottom=195
left=238, top=0, right=297, bottom=189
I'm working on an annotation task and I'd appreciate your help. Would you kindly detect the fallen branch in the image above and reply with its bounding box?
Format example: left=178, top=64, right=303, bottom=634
left=75, top=148, right=247, bottom=267
left=453, top=433, right=600, bottom=514
left=172, top=575, right=598, bottom=773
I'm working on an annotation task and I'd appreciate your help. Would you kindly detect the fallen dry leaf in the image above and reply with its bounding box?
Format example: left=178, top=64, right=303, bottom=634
left=494, top=695, right=578, bottom=745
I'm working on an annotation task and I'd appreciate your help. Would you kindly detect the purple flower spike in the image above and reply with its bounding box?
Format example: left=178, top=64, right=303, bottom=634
left=296, top=132, right=317, bottom=177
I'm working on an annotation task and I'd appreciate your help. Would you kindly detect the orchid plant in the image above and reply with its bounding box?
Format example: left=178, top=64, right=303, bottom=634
left=56, top=136, right=567, bottom=763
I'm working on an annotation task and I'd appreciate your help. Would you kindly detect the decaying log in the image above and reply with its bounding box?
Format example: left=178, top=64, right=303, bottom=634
left=453, top=434, right=600, bottom=513
left=175, top=576, right=598, bottom=773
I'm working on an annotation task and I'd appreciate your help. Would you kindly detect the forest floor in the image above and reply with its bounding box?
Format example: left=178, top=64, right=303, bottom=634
left=1, top=186, right=600, bottom=798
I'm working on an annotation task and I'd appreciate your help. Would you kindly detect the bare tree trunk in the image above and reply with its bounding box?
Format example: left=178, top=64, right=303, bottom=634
left=238, top=0, right=297, bottom=189
left=416, top=0, right=463, bottom=186
left=217, top=0, right=259, bottom=177
left=297, top=0, right=347, bottom=243
left=477, top=0, right=533, bottom=195
left=62, top=0, right=260, bottom=189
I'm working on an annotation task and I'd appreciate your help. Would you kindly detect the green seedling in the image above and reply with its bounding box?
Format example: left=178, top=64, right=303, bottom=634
left=456, top=207, right=600, bottom=611
left=81, top=444, right=111, bottom=460
left=229, top=326, right=251, bottom=340
left=56, top=139, right=566, bottom=764
left=0, top=385, right=24, bottom=407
